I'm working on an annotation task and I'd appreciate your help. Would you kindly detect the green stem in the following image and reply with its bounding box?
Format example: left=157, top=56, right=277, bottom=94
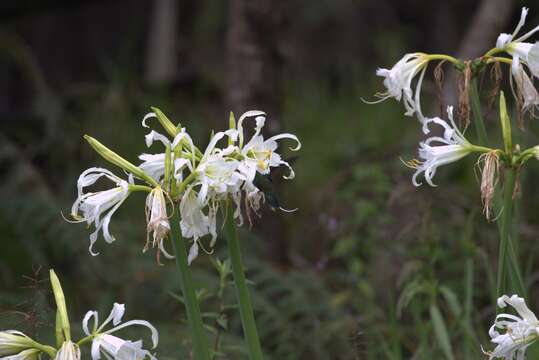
left=33, top=343, right=57, bottom=358
left=224, top=202, right=264, bottom=360
left=469, top=79, right=488, bottom=146
left=170, top=208, right=211, bottom=360
left=483, top=47, right=502, bottom=58
left=425, top=54, right=459, bottom=65
left=496, top=168, right=526, bottom=298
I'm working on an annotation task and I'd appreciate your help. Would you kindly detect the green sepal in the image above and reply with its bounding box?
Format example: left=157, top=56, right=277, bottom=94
left=84, top=135, right=158, bottom=187
left=150, top=106, right=179, bottom=137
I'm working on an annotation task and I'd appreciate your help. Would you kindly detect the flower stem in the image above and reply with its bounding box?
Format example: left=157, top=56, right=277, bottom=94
left=469, top=79, right=489, bottom=145
left=425, top=54, right=460, bottom=65
left=224, top=202, right=264, bottom=360
left=496, top=168, right=526, bottom=298
left=483, top=47, right=502, bottom=58
left=170, top=209, right=211, bottom=360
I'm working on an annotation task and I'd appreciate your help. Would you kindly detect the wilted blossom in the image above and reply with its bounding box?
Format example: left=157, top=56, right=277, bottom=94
left=511, top=56, right=539, bottom=117
left=144, top=186, right=173, bottom=263
left=54, top=342, right=80, bottom=360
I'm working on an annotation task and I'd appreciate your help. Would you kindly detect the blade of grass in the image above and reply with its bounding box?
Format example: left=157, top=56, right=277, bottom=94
left=430, top=304, right=455, bottom=360
left=469, top=78, right=488, bottom=145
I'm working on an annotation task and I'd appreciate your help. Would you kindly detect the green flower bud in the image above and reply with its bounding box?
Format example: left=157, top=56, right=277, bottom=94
left=50, top=270, right=71, bottom=343
left=499, top=91, right=513, bottom=157
left=84, top=135, right=158, bottom=187
left=150, top=107, right=179, bottom=137
left=0, top=331, right=37, bottom=356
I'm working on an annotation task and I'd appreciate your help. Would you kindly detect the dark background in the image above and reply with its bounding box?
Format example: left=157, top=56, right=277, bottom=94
left=1, top=0, right=537, bottom=359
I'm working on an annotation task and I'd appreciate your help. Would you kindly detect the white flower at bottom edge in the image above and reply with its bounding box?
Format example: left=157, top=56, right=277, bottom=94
left=496, top=7, right=539, bottom=77
left=0, top=348, right=41, bottom=360
left=54, top=342, right=80, bottom=360
left=145, top=187, right=173, bottom=263
left=411, top=106, right=475, bottom=187
left=83, top=303, right=158, bottom=360
left=69, top=167, right=132, bottom=255
left=485, top=294, right=539, bottom=359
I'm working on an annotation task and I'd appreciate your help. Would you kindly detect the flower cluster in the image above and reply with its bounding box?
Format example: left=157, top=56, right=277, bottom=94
left=69, top=109, right=300, bottom=264
left=370, top=8, right=539, bottom=198
left=0, top=270, right=158, bottom=360
left=485, top=294, right=539, bottom=359
left=495, top=7, right=539, bottom=117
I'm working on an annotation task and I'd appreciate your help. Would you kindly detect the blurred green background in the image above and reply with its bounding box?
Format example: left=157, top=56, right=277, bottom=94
left=1, top=0, right=539, bottom=359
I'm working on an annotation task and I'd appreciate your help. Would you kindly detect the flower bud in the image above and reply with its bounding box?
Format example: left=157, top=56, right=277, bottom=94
left=12, top=348, right=41, bottom=360
left=50, top=270, right=71, bottom=344
left=499, top=92, right=513, bottom=157
left=84, top=135, right=158, bottom=187
left=150, top=106, right=179, bottom=137
left=0, top=331, right=38, bottom=357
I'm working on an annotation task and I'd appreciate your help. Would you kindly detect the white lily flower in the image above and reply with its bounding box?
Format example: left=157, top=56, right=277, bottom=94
left=236, top=111, right=301, bottom=182
left=82, top=303, right=158, bottom=360
left=369, top=53, right=430, bottom=118
left=497, top=7, right=539, bottom=77
left=145, top=187, right=173, bottom=263
left=0, top=331, right=37, bottom=357
left=138, top=153, right=168, bottom=183
left=179, top=187, right=210, bottom=264
left=1, top=348, right=41, bottom=360
left=511, top=56, right=539, bottom=116
left=55, top=342, right=80, bottom=360
left=140, top=125, right=196, bottom=185
left=196, top=131, right=244, bottom=201
left=410, top=106, right=475, bottom=186
left=69, top=168, right=131, bottom=255
left=485, top=294, right=539, bottom=359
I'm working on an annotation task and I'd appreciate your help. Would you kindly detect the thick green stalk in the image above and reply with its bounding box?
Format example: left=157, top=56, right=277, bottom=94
left=496, top=168, right=525, bottom=298
left=170, top=209, right=211, bottom=360
left=224, top=202, right=264, bottom=360
left=469, top=79, right=488, bottom=145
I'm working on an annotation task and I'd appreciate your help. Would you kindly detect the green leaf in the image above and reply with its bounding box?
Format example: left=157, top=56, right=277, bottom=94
left=397, top=280, right=428, bottom=317
left=439, top=286, right=462, bottom=318
left=430, top=304, right=455, bottom=360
